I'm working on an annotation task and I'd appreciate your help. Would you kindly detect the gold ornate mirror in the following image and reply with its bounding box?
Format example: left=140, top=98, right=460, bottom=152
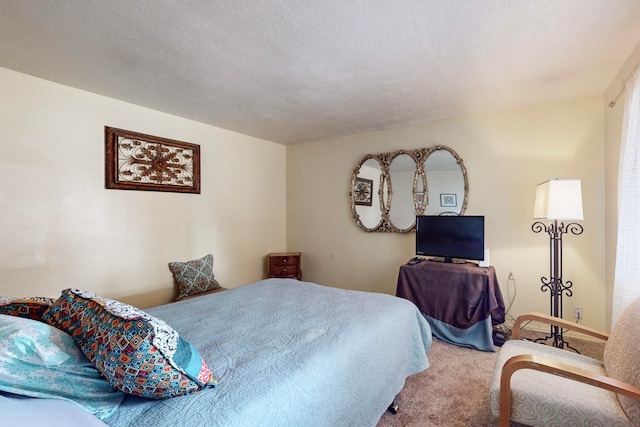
left=421, top=145, right=468, bottom=216
left=388, top=150, right=419, bottom=232
left=350, top=145, right=469, bottom=232
left=350, top=155, right=386, bottom=232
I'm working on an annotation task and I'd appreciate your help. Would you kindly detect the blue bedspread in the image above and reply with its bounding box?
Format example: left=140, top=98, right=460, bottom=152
left=105, top=279, right=432, bottom=427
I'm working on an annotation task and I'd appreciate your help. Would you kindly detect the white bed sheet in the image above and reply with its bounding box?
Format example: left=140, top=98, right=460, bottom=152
left=0, top=392, right=108, bottom=427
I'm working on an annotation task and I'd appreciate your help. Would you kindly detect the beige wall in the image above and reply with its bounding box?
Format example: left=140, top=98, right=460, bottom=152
left=287, top=97, right=607, bottom=330
left=604, top=40, right=640, bottom=331
left=0, top=67, right=287, bottom=308
left=0, top=62, right=621, bottom=332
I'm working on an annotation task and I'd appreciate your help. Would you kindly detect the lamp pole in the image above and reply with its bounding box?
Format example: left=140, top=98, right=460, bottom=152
left=532, top=219, right=583, bottom=351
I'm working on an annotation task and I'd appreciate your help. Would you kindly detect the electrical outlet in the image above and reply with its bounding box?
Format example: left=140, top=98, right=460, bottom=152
left=329, top=251, right=336, bottom=261
left=573, top=306, right=583, bottom=320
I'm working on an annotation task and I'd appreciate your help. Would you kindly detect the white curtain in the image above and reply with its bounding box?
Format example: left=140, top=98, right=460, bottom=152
left=613, top=67, right=640, bottom=326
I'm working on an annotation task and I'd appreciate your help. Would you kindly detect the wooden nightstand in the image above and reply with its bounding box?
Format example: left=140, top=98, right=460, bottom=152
left=268, top=252, right=302, bottom=280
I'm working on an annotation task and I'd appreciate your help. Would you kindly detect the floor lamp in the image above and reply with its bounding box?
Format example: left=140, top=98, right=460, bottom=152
left=532, top=179, right=584, bottom=351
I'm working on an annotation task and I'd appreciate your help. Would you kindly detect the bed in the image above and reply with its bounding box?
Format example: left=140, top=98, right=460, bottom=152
left=1, top=279, right=432, bottom=427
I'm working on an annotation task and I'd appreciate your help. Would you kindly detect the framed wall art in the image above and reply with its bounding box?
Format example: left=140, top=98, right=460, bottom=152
left=105, top=127, right=201, bottom=194
left=353, top=177, right=373, bottom=206
left=440, top=193, right=457, bottom=207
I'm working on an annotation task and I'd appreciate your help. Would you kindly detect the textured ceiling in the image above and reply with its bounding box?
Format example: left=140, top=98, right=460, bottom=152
left=1, top=0, right=640, bottom=144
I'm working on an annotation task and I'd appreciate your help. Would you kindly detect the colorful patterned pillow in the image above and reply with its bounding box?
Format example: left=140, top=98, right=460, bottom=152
left=0, top=314, right=125, bottom=419
left=0, top=296, right=56, bottom=320
left=169, top=254, right=221, bottom=300
left=41, top=289, right=217, bottom=399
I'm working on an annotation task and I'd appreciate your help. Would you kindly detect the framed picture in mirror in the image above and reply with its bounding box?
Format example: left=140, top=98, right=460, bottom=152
left=440, top=193, right=457, bottom=207
left=354, top=178, right=373, bottom=206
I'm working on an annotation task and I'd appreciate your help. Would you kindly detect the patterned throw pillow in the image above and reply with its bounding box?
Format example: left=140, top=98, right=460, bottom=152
left=41, top=289, right=217, bottom=399
left=0, top=296, right=56, bottom=320
left=169, top=254, right=221, bottom=300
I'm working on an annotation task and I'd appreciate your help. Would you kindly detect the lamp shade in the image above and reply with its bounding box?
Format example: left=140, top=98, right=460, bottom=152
left=533, top=179, right=584, bottom=220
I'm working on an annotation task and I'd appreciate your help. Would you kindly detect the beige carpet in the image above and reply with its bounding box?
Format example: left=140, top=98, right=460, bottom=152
left=376, top=334, right=605, bottom=427
left=377, top=339, right=499, bottom=427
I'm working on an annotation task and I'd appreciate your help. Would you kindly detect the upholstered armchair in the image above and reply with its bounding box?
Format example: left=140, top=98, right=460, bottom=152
left=489, top=298, right=640, bottom=427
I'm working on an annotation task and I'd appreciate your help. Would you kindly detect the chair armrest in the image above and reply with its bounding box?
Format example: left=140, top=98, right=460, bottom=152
left=499, top=354, right=640, bottom=427
left=512, top=312, right=609, bottom=341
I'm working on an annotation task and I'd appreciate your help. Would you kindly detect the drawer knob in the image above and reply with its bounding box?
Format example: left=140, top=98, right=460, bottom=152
left=282, top=258, right=288, bottom=264
left=282, top=268, right=287, bottom=274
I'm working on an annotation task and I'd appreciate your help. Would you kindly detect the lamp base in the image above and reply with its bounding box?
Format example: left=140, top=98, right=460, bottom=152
left=533, top=327, right=580, bottom=353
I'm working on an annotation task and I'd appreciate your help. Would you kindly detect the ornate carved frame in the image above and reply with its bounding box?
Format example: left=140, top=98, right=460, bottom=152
left=105, top=127, right=201, bottom=194
left=350, top=145, right=469, bottom=233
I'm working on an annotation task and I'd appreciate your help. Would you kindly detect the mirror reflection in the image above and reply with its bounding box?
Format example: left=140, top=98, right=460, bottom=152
left=422, top=147, right=467, bottom=216
left=388, top=152, right=417, bottom=232
left=414, top=166, right=427, bottom=215
left=350, top=145, right=468, bottom=232
left=351, top=157, right=384, bottom=231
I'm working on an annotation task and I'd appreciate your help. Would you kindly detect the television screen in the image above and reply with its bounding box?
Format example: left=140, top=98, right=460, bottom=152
left=415, top=215, right=485, bottom=262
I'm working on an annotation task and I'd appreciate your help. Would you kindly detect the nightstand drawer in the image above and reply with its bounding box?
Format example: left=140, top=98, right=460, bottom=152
left=271, top=264, right=299, bottom=276
left=270, top=256, right=297, bottom=267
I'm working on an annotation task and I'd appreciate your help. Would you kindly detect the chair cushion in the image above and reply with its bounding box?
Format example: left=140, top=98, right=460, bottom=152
left=604, top=298, right=640, bottom=424
left=490, top=339, right=633, bottom=426
left=168, top=254, right=221, bottom=301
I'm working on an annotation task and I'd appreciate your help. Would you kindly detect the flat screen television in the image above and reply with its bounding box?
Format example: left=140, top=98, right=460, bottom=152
left=415, top=215, right=485, bottom=263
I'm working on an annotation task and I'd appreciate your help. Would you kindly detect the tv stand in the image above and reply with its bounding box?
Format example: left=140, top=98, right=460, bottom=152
left=396, top=260, right=505, bottom=351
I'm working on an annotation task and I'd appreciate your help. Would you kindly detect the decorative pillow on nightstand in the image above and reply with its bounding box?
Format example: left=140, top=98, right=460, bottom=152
left=0, top=296, right=56, bottom=320
left=169, top=254, right=221, bottom=301
left=41, top=288, right=217, bottom=399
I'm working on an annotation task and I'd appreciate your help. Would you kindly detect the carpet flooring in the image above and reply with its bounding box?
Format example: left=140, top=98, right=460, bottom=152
left=376, top=333, right=605, bottom=427
left=377, top=338, right=499, bottom=427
